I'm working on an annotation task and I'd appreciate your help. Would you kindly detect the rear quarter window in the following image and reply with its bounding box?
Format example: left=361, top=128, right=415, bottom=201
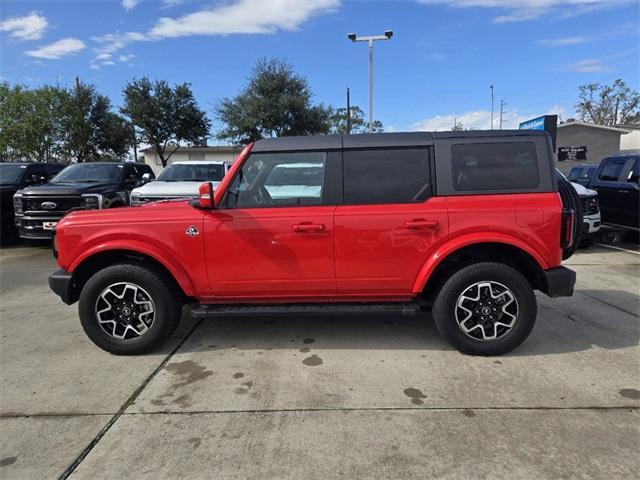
left=451, top=142, right=539, bottom=191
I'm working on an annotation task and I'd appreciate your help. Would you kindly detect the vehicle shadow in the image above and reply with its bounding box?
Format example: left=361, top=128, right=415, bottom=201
left=176, top=288, right=639, bottom=357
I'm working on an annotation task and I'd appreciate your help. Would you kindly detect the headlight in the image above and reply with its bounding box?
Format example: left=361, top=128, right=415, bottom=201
left=81, top=194, right=101, bottom=210
left=13, top=193, right=23, bottom=215
left=586, top=196, right=598, bottom=214
left=130, top=193, right=141, bottom=205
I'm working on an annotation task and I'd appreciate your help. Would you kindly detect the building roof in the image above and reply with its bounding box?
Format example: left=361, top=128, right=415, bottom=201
left=558, top=121, right=630, bottom=134
left=141, top=145, right=239, bottom=154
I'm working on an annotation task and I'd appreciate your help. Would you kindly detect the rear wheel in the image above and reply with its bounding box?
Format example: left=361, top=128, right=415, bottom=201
left=432, top=262, right=537, bottom=356
left=79, top=263, right=182, bottom=355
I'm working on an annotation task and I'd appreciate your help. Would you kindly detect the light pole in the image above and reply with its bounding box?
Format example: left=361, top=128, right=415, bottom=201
left=348, top=30, right=393, bottom=133
left=490, top=85, right=494, bottom=130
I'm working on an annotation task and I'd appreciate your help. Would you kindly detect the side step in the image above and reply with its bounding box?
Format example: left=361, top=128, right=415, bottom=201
left=191, top=302, right=422, bottom=319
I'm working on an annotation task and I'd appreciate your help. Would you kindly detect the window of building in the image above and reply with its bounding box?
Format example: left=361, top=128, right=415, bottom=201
left=451, top=142, right=539, bottom=191
left=226, top=152, right=327, bottom=208
left=342, top=148, right=431, bottom=205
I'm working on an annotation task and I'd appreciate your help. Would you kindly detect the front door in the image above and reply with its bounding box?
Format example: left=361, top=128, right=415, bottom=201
left=334, top=147, right=448, bottom=295
left=204, top=150, right=336, bottom=298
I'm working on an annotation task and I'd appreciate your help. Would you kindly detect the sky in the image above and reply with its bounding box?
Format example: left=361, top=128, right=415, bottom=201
left=1, top=0, right=639, bottom=137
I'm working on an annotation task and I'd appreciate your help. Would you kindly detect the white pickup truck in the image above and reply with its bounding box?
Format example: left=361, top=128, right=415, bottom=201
left=130, top=161, right=230, bottom=205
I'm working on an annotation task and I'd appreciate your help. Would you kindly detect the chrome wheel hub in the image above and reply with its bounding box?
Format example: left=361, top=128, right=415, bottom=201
left=95, top=282, right=155, bottom=340
left=455, top=281, right=518, bottom=342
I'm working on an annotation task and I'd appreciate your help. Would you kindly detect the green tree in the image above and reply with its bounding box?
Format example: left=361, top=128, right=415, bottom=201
left=0, top=83, right=67, bottom=162
left=328, top=106, right=384, bottom=134
left=215, top=58, right=331, bottom=144
left=576, top=79, right=640, bottom=126
left=122, top=77, right=210, bottom=167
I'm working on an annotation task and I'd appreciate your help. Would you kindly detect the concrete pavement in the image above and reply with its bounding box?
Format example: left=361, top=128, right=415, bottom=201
left=1, top=242, right=638, bottom=479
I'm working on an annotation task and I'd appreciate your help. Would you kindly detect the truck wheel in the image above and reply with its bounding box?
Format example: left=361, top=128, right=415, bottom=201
left=432, top=262, right=537, bottom=356
left=78, top=264, right=182, bottom=355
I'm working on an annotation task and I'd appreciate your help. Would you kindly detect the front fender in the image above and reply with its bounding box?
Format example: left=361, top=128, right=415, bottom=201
left=68, top=239, right=197, bottom=297
left=411, top=232, right=550, bottom=294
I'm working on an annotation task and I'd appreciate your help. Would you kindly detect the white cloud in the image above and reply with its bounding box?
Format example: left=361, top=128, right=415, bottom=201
left=416, top=1, right=634, bottom=23
left=91, top=0, right=339, bottom=66
left=412, top=105, right=567, bottom=131
left=26, top=37, right=86, bottom=59
left=566, top=58, right=609, bottom=73
left=162, top=0, right=185, bottom=7
left=539, top=36, right=588, bottom=46
left=0, top=11, right=48, bottom=40
left=122, top=0, right=140, bottom=10
left=149, top=0, right=340, bottom=37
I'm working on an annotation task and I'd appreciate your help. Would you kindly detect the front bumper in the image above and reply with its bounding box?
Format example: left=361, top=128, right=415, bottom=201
left=582, top=213, right=601, bottom=235
left=543, top=266, right=576, bottom=298
left=15, top=215, right=60, bottom=240
left=49, top=269, right=76, bottom=305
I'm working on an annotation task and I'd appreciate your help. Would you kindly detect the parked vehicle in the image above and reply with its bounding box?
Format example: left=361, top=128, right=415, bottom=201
left=49, top=131, right=578, bottom=356
left=586, top=153, right=639, bottom=230
left=567, top=164, right=597, bottom=186
left=1, top=162, right=64, bottom=245
left=130, top=161, right=229, bottom=205
left=572, top=181, right=601, bottom=247
left=14, top=162, right=154, bottom=240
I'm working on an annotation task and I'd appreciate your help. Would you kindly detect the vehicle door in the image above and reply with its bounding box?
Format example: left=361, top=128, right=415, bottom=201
left=594, top=157, right=629, bottom=225
left=334, top=146, right=448, bottom=295
left=620, top=158, right=639, bottom=228
left=203, top=150, right=339, bottom=298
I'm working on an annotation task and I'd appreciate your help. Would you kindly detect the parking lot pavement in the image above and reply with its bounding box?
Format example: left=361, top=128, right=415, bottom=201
left=1, top=243, right=638, bottom=479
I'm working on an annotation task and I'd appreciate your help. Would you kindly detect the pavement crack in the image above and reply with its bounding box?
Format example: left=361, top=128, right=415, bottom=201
left=56, top=319, right=203, bottom=480
left=577, top=291, right=640, bottom=318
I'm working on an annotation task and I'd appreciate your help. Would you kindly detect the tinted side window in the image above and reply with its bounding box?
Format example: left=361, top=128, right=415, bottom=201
left=342, top=148, right=431, bottom=205
left=226, top=151, right=327, bottom=208
left=598, top=159, right=625, bottom=181
left=451, top=142, right=539, bottom=191
left=567, top=168, right=581, bottom=181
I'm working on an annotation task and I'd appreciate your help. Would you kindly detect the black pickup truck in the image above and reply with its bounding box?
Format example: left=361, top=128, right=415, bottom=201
left=586, top=153, right=639, bottom=231
left=13, top=162, right=154, bottom=240
left=1, top=162, right=65, bottom=244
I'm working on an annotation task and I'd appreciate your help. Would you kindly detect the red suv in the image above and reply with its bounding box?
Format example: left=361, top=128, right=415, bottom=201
left=49, top=131, right=578, bottom=356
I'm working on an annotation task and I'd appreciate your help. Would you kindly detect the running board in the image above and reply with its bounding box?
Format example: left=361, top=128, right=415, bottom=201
left=191, top=302, right=421, bottom=319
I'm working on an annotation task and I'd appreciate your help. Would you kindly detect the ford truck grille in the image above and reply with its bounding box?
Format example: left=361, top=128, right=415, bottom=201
left=23, top=196, right=81, bottom=213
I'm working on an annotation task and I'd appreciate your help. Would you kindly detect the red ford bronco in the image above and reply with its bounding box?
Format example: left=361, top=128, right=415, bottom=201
left=49, top=131, right=579, bottom=356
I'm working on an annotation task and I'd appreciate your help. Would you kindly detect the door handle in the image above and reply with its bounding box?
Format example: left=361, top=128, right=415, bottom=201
left=292, top=223, right=325, bottom=233
left=617, top=190, right=629, bottom=194
left=404, top=219, right=439, bottom=230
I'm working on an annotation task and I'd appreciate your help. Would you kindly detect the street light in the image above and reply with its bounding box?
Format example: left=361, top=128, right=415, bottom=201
left=348, top=30, right=393, bottom=133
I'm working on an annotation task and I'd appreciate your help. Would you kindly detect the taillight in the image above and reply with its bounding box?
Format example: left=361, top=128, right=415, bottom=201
left=561, top=208, right=575, bottom=248
left=198, top=182, right=213, bottom=208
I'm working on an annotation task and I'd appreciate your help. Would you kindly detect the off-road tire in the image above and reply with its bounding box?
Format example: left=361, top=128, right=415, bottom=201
left=432, top=262, right=537, bottom=356
left=79, top=263, right=182, bottom=355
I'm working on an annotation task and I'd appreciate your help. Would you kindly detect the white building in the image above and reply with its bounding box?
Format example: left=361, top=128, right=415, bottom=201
left=142, top=145, right=241, bottom=176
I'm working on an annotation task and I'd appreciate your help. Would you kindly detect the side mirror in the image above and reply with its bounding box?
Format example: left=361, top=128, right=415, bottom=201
left=196, top=182, right=214, bottom=209
left=142, top=173, right=152, bottom=184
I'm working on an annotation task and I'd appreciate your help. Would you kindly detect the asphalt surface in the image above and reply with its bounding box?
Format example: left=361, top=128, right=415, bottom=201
left=0, top=242, right=638, bottom=479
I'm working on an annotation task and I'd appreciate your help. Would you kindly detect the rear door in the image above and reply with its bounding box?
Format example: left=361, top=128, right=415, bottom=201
left=334, top=147, right=448, bottom=295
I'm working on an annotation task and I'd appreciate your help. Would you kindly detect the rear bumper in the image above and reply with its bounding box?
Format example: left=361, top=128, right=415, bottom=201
left=543, top=266, right=576, bottom=298
left=49, top=269, right=76, bottom=305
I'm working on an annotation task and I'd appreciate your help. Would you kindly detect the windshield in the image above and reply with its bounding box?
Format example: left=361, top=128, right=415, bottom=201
left=0, top=164, right=27, bottom=185
left=51, top=164, right=123, bottom=183
left=157, top=163, right=225, bottom=182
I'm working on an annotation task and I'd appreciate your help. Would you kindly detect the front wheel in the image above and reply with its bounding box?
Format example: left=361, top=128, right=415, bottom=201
left=432, top=262, right=537, bottom=356
left=78, top=263, right=182, bottom=355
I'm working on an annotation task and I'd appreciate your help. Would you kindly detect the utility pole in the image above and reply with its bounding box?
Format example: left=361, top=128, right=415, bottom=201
left=499, top=99, right=507, bottom=130
left=346, top=87, right=352, bottom=134
left=348, top=30, right=393, bottom=133
left=490, top=85, right=495, bottom=130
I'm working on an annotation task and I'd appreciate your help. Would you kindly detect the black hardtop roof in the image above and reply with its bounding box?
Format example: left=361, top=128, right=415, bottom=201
left=251, top=130, right=547, bottom=152
left=0, top=162, right=64, bottom=166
